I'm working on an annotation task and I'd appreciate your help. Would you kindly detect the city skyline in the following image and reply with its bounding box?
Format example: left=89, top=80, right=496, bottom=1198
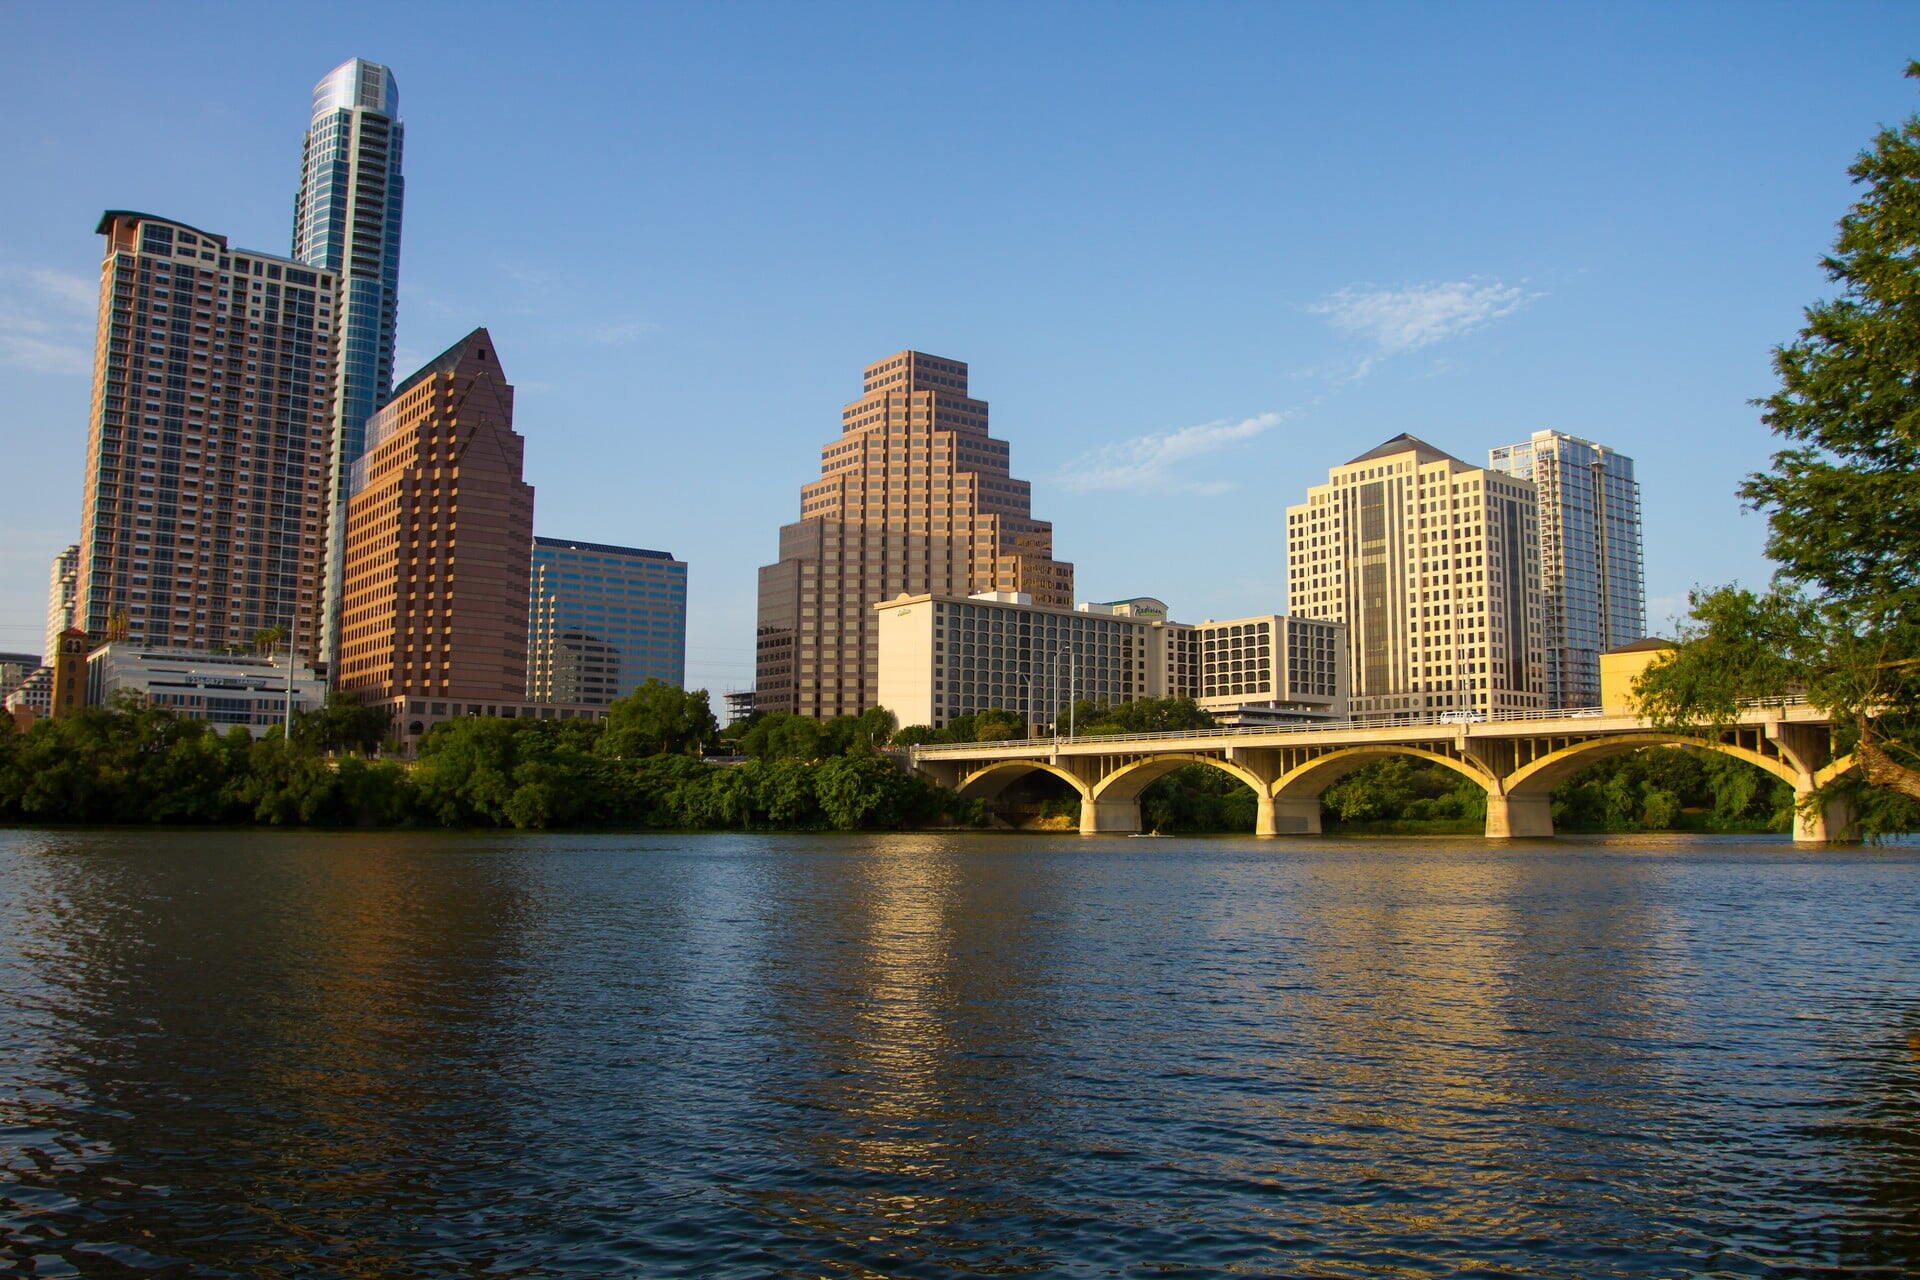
left=6, top=6, right=1920, bottom=693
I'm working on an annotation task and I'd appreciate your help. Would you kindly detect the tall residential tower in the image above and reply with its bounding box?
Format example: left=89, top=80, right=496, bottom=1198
left=76, top=212, right=337, bottom=659
left=1488, top=430, right=1645, bottom=707
left=1286, top=434, right=1545, bottom=720
left=294, top=57, right=405, bottom=671
left=755, top=351, right=1073, bottom=719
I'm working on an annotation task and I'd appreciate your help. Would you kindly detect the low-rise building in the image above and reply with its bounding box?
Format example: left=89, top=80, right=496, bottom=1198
left=874, top=592, right=1347, bottom=731
left=86, top=643, right=327, bottom=737
left=0, top=653, right=39, bottom=698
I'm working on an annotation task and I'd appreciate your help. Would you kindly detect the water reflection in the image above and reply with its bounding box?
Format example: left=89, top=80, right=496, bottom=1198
left=0, top=830, right=1917, bottom=1277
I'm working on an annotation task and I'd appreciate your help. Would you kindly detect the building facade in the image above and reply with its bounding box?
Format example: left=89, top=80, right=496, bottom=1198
left=45, top=545, right=78, bottom=663
left=1488, top=430, right=1645, bottom=707
left=1286, top=434, right=1545, bottom=720
left=87, top=642, right=325, bottom=738
left=528, top=537, right=688, bottom=705
left=294, top=58, right=406, bottom=673
left=336, top=328, right=534, bottom=709
left=756, top=351, right=1073, bottom=720
left=874, top=592, right=1347, bottom=731
left=77, top=212, right=336, bottom=661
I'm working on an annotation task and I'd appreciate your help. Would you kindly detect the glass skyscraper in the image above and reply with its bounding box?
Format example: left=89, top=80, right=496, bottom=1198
left=294, top=57, right=404, bottom=672
left=529, top=539, right=689, bottom=704
left=1489, top=430, right=1645, bottom=708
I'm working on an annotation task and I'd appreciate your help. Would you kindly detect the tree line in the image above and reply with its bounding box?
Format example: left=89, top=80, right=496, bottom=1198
left=0, top=682, right=981, bottom=832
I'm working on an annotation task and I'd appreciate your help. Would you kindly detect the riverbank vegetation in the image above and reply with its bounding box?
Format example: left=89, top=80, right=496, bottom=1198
left=0, top=686, right=981, bottom=832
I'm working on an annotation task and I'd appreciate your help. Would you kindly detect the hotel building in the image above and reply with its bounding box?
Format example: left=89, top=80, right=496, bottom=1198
left=336, top=328, right=534, bottom=716
left=1286, top=434, right=1545, bottom=719
left=756, top=351, right=1073, bottom=720
left=528, top=537, right=688, bottom=704
left=874, top=592, right=1347, bottom=731
left=294, top=58, right=406, bottom=672
left=1488, top=430, right=1645, bottom=707
left=76, top=212, right=336, bottom=661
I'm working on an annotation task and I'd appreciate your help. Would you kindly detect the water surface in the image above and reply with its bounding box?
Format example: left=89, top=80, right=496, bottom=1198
left=1, top=829, right=1917, bottom=1277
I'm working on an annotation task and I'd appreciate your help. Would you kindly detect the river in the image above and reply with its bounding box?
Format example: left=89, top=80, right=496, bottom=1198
left=1, top=829, right=1916, bottom=1277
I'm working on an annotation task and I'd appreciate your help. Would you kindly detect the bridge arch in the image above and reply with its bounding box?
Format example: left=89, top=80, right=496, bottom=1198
left=954, top=759, right=1092, bottom=805
left=1089, top=753, right=1270, bottom=805
left=1271, top=745, right=1498, bottom=806
left=1502, top=732, right=1799, bottom=799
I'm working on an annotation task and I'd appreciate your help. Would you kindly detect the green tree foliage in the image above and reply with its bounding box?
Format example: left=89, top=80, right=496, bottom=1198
left=599, top=680, right=719, bottom=758
left=1638, top=65, right=1920, bottom=832
left=735, top=706, right=900, bottom=759
left=293, top=690, right=391, bottom=755
left=1070, top=696, right=1215, bottom=736
left=0, top=700, right=972, bottom=834
left=1319, top=758, right=1487, bottom=829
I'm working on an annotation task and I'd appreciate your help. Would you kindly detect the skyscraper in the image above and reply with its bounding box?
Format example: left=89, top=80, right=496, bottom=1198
left=755, top=351, right=1073, bottom=719
left=528, top=537, right=688, bottom=704
left=76, top=212, right=337, bottom=659
left=1488, top=430, right=1645, bottom=707
left=1286, top=434, right=1545, bottom=719
left=294, top=57, right=405, bottom=672
left=336, top=329, right=533, bottom=709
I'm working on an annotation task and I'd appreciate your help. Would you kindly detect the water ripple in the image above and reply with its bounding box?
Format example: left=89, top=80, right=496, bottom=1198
left=0, top=830, right=1917, bottom=1276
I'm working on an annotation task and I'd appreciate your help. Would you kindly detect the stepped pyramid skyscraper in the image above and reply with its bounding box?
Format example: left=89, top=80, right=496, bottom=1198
left=294, top=57, right=405, bottom=672
left=756, top=351, right=1073, bottom=719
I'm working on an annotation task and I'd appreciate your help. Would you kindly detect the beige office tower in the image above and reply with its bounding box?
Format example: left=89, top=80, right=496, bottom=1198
left=1286, top=434, right=1545, bottom=719
left=756, top=351, right=1073, bottom=719
left=77, top=212, right=337, bottom=659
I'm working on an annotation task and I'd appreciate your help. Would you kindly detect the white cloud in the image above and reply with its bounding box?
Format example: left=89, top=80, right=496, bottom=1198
left=0, top=265, right=95, bottom=375
left=586, top=318, right=660, bottom=345
left=1310, top=278, right=1539, bottom=360
left=1060, top=411, right=1286, bottom=495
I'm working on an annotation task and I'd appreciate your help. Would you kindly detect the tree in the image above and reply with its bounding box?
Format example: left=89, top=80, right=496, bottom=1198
left=1639, top=64, right=1920, bottom=826
left=293, top=690, right=391, bottom=755
left=599, top=681, right=718, bottom=758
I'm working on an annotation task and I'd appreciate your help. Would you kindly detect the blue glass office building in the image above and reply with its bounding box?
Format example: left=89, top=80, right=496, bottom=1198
left=294, top=58, right=404, bottom=671
left=529, top=538, right=688, bottom=704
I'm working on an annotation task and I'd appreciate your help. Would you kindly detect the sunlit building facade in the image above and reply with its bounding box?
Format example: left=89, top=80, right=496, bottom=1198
left=77, top=212, right=336, bottom=661
left=1287, top=434, right=1545, bottom=719
left=756, top=351, right=1073, bottom=720
left=1488, top=430, right=1645, bottom=708
left=336, top=328, right=532, bottom=708
left=874, top=592, right=1347, bottom=731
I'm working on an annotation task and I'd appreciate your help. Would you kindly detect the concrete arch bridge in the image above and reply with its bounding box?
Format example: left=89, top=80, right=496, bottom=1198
left=910, top=703, right=1858, bottom=843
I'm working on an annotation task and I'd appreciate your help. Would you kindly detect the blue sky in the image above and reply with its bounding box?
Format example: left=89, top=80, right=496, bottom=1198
left=4, top=2, right=1918, bottom=693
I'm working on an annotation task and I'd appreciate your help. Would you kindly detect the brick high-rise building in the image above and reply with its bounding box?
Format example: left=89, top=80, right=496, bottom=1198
left=1286, top=434, right=1545, bottom=720
left=77, top=212, right=337, bottom=659
left=336, top=328, right=534, bottom=708
left=755, top=350, right=1073, bottom=719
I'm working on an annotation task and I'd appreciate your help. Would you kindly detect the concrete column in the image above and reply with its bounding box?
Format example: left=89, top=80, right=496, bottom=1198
left=1080, top=797, right=1141, bottom=835
left=1793, top=781, right=1860, bottom=844
left=1485, top=792, right=1553, bottom=838
left=1255, top=794, right=1277, bottom=837
left=1266, top=796, right=1323, bottom=835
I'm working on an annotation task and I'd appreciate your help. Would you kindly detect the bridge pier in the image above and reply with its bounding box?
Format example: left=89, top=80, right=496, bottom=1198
left=1485, top=792, right=1553, bottom=839
left=1080, top=797, right=1140, bottom=835
left=1793, top=783, right=1859, bottom=843
left=1262, top=796, right=1322, bottom=835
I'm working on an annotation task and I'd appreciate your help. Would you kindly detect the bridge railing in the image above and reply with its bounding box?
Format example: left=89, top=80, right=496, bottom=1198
left=907, top=697, right=1811, bottom=756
